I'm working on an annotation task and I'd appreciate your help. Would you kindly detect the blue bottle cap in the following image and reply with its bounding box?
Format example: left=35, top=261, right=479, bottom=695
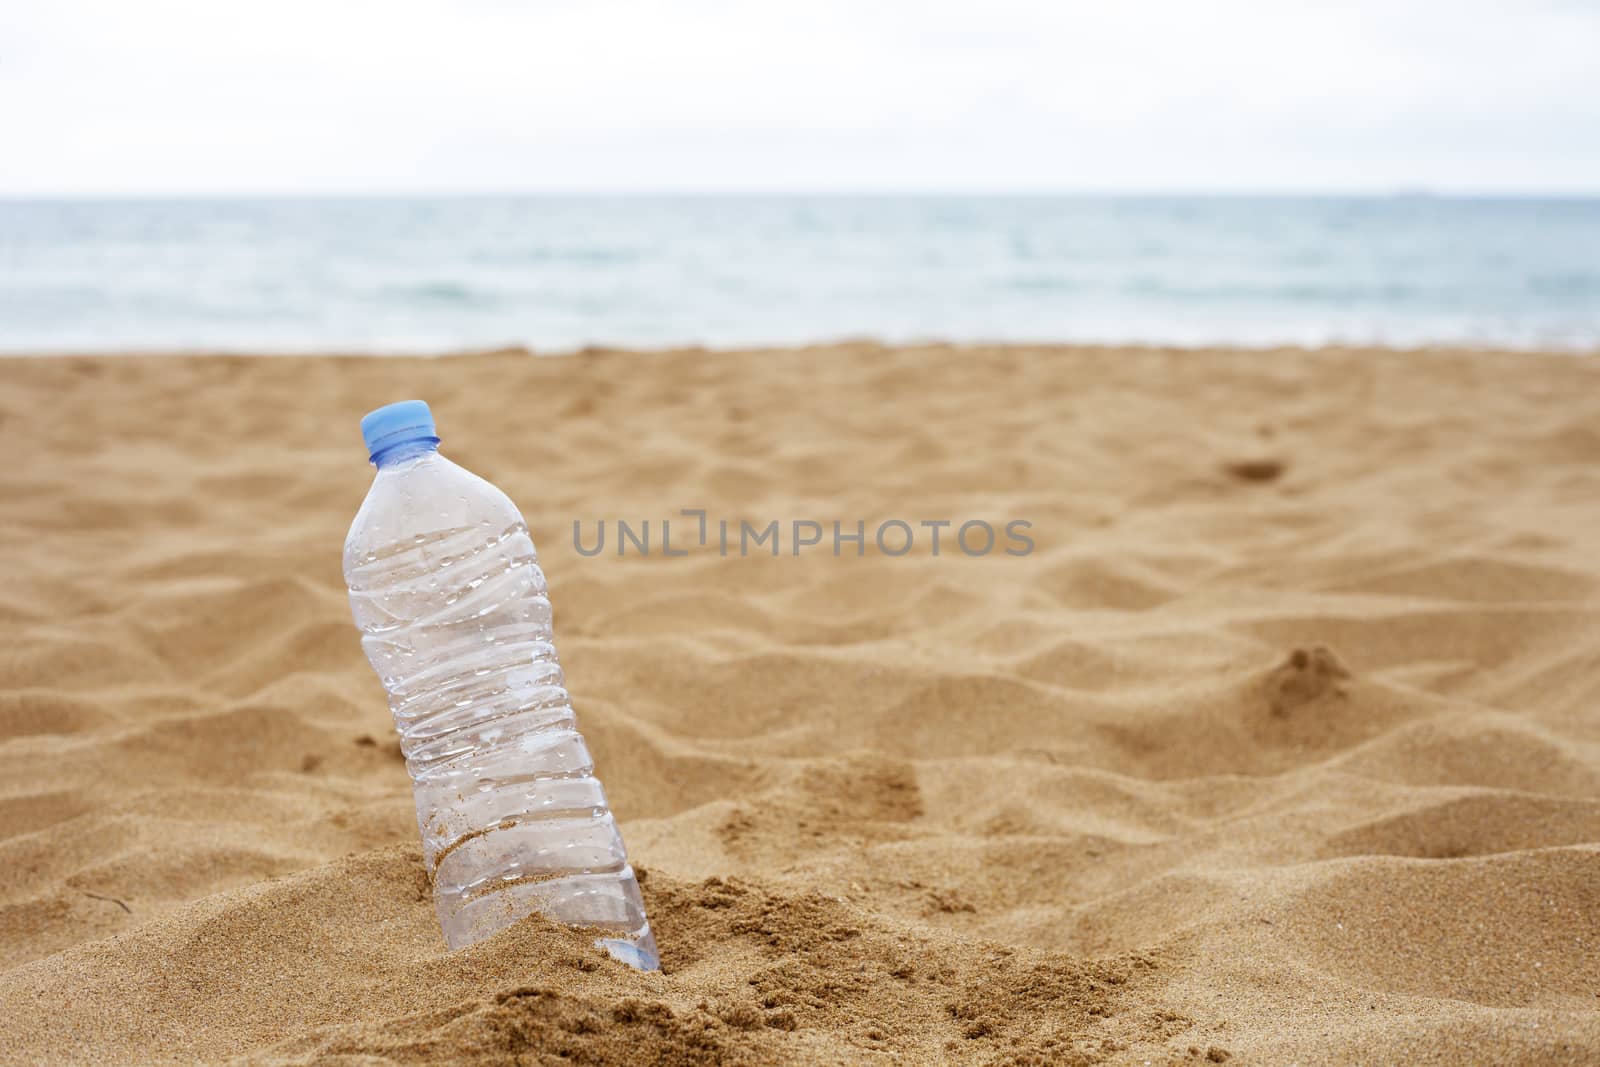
left=360, top=400, right=439, bottom=462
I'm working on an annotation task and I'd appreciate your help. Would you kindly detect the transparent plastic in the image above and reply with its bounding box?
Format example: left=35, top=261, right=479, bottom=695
left=343, top=441, right=657, bottom=970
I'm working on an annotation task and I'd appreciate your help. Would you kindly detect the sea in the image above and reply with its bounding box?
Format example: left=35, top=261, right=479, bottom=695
left=1, top=196, right=1597, bottom=353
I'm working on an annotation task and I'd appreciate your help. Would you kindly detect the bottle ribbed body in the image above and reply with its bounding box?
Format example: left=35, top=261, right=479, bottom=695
left=343, top=450, right=656, bottom=970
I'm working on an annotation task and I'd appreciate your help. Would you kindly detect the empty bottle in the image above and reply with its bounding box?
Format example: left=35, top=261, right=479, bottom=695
left=342, top=400, right=658, bottom=970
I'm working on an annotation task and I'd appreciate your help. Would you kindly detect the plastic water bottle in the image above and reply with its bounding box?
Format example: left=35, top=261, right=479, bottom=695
left=342, top=400, right=658, bottom=970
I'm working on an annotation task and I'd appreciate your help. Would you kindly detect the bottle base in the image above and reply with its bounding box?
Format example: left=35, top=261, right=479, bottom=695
left=597, top=930, right=660, bottom=971
left=437, top=866, right=658, bottom=971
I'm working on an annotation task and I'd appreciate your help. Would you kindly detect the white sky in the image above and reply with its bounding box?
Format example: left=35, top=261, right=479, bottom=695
left=2, top=0, right=1597, bottom=195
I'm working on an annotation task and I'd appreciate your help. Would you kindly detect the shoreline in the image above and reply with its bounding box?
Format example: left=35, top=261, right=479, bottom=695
left=5, top=337, right=1600, bottom=360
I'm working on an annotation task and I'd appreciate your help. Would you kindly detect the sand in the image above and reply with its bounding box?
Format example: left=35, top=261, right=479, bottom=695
left=2, top=342, right=1599, bottom=1065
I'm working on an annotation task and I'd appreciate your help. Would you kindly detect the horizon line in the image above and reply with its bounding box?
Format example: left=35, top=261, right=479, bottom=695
left=4, top=188, right=1600, bottom=202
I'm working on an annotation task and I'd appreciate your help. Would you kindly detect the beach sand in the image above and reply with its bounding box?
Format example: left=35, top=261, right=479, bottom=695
left=2, top=343, right=1599, bottom=1064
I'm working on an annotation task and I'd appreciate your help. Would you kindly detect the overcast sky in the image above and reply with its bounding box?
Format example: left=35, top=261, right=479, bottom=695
left=2, top=0, right=1596, bottom=195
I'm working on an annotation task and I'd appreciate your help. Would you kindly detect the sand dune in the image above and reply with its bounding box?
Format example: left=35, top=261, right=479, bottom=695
left=2, top=343, right=1599, bottom=1064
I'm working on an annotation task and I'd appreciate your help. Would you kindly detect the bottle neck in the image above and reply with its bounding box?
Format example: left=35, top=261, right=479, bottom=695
left=372, top=439, right=440, bottom=469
